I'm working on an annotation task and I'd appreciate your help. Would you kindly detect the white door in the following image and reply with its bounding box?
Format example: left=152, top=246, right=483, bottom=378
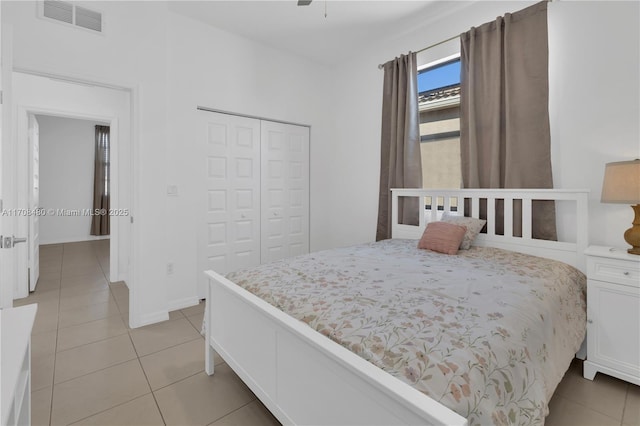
left=261, top=121, right=309, bottom=263
left=28, top=114, right=40, bottom=291
left=198, top=111, right=261, bottom=298
left=12, top=109, right=32, bottom=300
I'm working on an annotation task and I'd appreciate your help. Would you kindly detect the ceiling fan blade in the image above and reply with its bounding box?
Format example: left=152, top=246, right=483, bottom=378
left=297, top=0, right=312, bottom=6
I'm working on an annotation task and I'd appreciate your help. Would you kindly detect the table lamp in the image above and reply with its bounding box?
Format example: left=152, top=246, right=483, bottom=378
left=601, top=159, right=640, bottom=254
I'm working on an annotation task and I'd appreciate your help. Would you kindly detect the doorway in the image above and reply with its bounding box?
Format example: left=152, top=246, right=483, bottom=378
left=10, top=72, right=132, bottom=300
left=35, top=115, right=112, bottom=277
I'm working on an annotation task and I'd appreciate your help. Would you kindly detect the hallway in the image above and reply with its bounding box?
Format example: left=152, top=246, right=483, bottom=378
left=16, top=240, right=278, bottom=425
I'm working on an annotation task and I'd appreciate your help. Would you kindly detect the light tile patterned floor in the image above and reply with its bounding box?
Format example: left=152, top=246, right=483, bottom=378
left=18, top=240, right=279, bottom=426
left=17, top=240, right=640, bottom=425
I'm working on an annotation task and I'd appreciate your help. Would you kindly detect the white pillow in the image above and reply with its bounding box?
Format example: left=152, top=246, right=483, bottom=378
left=440, top=211, right=486, bottom=250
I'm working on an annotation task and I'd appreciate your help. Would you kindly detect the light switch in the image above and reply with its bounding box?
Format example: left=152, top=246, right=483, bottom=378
left=167, top=185, right=178, bottom=196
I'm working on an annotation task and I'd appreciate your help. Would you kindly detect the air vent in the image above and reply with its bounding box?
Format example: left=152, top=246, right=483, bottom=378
left=40, top=1, right=103, bottom=33
left=43, top=0, right=73, bottom=24
left=75, top=6, right=102, bottom=32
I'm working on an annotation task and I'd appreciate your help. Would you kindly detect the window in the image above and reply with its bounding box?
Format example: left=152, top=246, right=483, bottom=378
left=417, top=55, right=461, bottom=191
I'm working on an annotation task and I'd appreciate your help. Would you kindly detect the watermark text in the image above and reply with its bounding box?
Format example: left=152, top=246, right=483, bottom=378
left=1, top=208, right=129, bottom=217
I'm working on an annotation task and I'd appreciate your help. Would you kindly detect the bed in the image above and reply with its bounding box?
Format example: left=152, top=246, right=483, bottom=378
left=204, top=188, right=589, bottom=425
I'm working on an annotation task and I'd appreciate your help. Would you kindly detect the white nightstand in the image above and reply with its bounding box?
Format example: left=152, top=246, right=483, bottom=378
left=583, top=246, right=640, bottom=385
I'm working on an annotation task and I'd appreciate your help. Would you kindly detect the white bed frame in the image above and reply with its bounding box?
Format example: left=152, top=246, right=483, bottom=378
left=204, top=188, right=589, bottom=426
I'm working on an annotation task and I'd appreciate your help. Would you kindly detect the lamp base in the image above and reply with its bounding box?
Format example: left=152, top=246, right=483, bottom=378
left=624, top=204, right=640, bottom=255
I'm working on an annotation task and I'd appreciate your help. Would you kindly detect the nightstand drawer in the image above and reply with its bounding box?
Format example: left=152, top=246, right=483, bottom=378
left=588, top=257, right=640, bottom=287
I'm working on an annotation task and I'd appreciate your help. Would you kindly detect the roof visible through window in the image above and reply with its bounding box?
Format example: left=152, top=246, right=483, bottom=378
left=417, top=58, right=461, bottom=94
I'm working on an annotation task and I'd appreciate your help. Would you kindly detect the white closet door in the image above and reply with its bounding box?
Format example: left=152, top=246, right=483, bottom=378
left=199, top=111, right=261, bottom=297
left=261, top=121, right=310, bottom=263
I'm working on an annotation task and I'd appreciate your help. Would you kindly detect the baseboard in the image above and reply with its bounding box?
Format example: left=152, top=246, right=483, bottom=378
left=127, top=297, right=199, bottom=328
left=128, top=310, right=169, bottom=329
left=40, top=235, right=110, bottom=245
left=166, top=296, right=200, bottom=313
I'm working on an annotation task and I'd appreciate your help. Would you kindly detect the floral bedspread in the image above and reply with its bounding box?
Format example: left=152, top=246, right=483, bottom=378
left=226, top=239, right=586, bottom=426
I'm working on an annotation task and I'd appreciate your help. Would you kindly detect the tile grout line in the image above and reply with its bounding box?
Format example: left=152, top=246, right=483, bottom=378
left=125, top=325, right=168, bottom=425
left=65, top=392, right=161, bottom=426
left=48, top=242, right=65, bottom=426
left=131, top=332, right=204, bottom=359
left=205, top=398, right=258, bottom=426
left=151, top=368, right=205, bottom=393
left=94, top=241, right=109, bottom=284
left=50, top=345, right=138, bottom=387
left=555, top=377, right=629, bottom=423
left=620, top=385, right=629, bottom=426
left=55, top=321, right=129, bottom=353
left=57, top=310, right=123, bottom=333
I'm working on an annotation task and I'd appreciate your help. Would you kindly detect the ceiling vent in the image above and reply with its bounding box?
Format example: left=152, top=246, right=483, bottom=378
left=41, top=1, right=103, bottom=33
left=75, top=6, right=102, bottom=32
left=43, top=0, right=73, bottom=24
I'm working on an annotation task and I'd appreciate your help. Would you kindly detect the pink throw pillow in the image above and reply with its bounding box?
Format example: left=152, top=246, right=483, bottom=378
left=417, top=222, right=467, bottom=255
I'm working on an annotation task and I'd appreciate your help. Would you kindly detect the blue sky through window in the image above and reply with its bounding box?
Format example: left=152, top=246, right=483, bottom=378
left=417, top=59, right=461, bottom=94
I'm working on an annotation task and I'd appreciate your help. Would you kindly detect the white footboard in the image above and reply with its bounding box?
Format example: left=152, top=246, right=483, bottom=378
left=205, top=270, right=467, bottom=426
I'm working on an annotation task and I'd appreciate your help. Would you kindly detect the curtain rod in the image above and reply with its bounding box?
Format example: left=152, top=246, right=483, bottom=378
left=378, top=0, right=554, bottom=69
left=377, top=33, right=459, bottom=69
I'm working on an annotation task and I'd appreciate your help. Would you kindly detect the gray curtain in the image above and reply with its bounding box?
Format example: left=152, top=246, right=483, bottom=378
left=460, top=1, right=556, bottom=240
left=376, top=52, right=423, bottom=241
left=90, top=125, right=110, bottom=236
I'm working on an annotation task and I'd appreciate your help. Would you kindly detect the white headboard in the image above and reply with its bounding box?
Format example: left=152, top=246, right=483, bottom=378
left=391, top=188, right=589, bottom=273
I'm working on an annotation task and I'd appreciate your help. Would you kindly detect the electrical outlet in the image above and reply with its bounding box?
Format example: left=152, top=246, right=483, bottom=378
left=167, top=185, right=178, bottom=196
left=166, top=262, right=174, bottom=275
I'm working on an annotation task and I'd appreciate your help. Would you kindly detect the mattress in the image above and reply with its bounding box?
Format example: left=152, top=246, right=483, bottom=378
left=225, top=239, right=587, bottom=425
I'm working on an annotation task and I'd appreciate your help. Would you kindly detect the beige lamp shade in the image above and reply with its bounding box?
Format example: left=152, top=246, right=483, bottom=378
left=601, top=159, right=640, bottom=204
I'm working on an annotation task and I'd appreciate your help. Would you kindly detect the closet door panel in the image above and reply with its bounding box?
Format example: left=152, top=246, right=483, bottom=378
left=199, top=111, right=260, bottom=298
left=229, top=119, right=260, bottom=272
left=198, top=111, right=309, bottom=299
left=287, top=130, right=309, bottom=257
left=204, top=119, right=230, bottom=282
left=261, top=121, right=309, bottom=263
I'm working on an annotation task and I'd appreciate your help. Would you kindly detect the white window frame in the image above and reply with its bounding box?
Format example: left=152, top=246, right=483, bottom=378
left=418, top=53, right=461, bottom=112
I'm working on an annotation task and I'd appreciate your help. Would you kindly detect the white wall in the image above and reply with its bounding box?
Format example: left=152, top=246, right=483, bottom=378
left=3, top=1, right=169, bottom=326
left=37, top=115, right=107, bottom=245
left=323, top=0, right=639, bottom=250
left=163, top=12, right=332, bottom=310
left=548, top=1, right=639, bottom=248
left=2, top=1, right=333, bottom=325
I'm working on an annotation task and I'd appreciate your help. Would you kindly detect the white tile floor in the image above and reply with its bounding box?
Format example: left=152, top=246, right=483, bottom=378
left=17, top=240, right=640, bottom=425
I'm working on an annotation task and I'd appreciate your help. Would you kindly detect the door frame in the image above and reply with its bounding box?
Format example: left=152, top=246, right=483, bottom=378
left=3, top=68, right=141, bottom=326
left=15, top=106, right=122, bottom=297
